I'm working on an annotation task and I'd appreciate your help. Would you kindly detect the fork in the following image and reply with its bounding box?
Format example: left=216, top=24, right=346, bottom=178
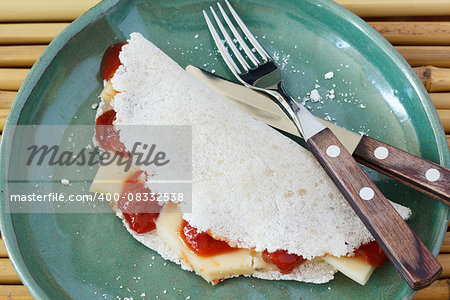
left=203, top=0, right=442, bottom=290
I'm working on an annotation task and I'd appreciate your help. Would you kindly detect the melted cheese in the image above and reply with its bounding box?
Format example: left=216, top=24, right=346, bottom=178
left=90, top=163, right=381, bottom=285
left=156, top=203, right=274, bottom=283
left=322, top=255, right=375, bottom=285
left=89, top=163, right=136, bottom=195
left=99, top=80, right=116, bottom=102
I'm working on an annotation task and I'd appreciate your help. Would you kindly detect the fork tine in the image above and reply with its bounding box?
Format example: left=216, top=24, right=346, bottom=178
left=209, top=6, right=251, bottom=72
left=225, top=0, right=270, bottom=62
left=203, top=10, right=242, bottom=76
left=217, top=2, right=259, bottom=67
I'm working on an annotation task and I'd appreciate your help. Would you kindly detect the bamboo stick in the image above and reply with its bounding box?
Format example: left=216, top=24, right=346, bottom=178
left=437, top=110, right=450, bottom=133
left=0, top=69, right=29, bottom=91
left=336, top=0, right=450, bottom=17
left=369, top=22, right=450, bottom=45
left=447, top=135, right=450, bottom=148
left=0, top=23, right=69, bottom=45
left=414, top=66, right=450, bottom=92
left=438, top=254, right=450, bottom=278
left=430, top=93, right=450, bottom=110
left=0, top=259, right=21, bottom=284
left=0, top=91, right=16, bottom=109
left=0, top=0, right=449, bottom=22
left=0, top=239, right=7, bottom=258
left=4, top=44, right=450, bottom=71
left=1, top=22, right=450, bottom=48
left=0, top=285, right=32, bottom=299
left=0, top=22, right=449, bottom=49
left=413, top=279, right=449, bottom=299
left=0, top=109, right=9, bottom=132
left=0, top=46, right=46, bottom=67
left=0, top=0, right=100, bottom=22
left=396, top=47, right=450, bottom=67
left=442, top=232, right=450, bottom=253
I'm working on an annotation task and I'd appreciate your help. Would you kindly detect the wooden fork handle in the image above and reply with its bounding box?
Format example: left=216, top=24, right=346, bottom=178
left=307, top=128, right=442, bottom=290
left=352, top=135, right=450, bottom=205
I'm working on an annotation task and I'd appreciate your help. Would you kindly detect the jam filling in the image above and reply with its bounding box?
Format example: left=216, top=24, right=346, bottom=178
left=179, top=218, right=386, bottom=273
left=96, top=42, right=127, bottom=152
left=353, top=241, right=387, bottom=267
left=119, top=170, right=162, bottom=234
left=98, top=42, right=387, bottom=274
left=180, top=219, right=237, bottom=256
left=100, top=42, right=127, bottom=80
left=95, top=110, right=127, bottom=153
left=262, top=249, right=306, bottom=274
left=98, top=42, right=164, bottom=234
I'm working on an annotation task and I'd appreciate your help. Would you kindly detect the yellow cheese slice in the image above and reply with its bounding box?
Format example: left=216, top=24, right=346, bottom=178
left=89, top=165, right=380, bottom=285
left=322, top=255, right=376, bottom=285
left=100, top=80, right=116, bottom=102
left=89, top=161, right=136, bottom=195
left=156, top=203, right=272, bottom=283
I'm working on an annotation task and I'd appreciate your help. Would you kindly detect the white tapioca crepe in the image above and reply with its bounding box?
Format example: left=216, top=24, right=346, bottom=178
left=97, top=32, right=411, bottom=284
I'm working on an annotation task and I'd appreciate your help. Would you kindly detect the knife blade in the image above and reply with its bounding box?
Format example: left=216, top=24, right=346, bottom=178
left=186, top=65, right=450, bottom=205
left=186, top=65, right=362, bottom=154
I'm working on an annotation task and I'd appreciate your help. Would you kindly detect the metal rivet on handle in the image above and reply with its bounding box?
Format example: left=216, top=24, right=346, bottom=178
left=374, top=146, right=389, bottom=160
left=360, top=187, right=375, bottom=200
left=425, top=168, right=440, bottom=182
left=326, top=145, right=340, bottom=158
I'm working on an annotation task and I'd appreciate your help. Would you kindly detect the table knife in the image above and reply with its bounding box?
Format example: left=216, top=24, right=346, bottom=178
left=186, top=65, right=450, bottom=205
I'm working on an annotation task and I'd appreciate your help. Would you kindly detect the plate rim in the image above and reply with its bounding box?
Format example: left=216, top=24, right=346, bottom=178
left=0, top=0, right=449, bottom=298
left=0, top=1, right=120, bottom=299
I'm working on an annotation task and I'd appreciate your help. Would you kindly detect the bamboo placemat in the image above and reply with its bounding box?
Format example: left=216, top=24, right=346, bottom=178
left=0, top=0, right=450, bottom=299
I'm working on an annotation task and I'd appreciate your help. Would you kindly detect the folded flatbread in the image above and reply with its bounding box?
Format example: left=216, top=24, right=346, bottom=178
left=94, top=32, right=411, bottom=284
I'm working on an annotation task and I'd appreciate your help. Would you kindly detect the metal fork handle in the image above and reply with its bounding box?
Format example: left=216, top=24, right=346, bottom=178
left=253, top=85, right=304, bottom=137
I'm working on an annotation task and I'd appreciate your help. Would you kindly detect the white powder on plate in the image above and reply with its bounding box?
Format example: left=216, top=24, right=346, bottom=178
left=310, top=89, right=321, bottom=102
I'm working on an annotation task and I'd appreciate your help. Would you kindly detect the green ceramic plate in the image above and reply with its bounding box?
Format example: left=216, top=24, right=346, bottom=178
left=1, top=0, right=449, bottom=299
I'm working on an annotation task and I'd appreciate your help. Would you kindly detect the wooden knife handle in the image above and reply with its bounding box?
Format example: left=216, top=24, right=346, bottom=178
left=352, top=135, right=450, bottom=205
left=307, top=128, right=442, bottom=290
